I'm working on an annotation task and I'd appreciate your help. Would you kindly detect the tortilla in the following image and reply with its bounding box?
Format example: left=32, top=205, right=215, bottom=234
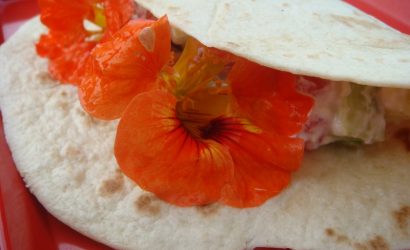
left=136, top=0, right=410, bottom=88
left=1, top=4, right=410, bottom=250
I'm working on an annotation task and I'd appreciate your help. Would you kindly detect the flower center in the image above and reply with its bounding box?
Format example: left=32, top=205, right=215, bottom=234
left=199, top=117, right=227, bottom=140
left=164, top=38, right=233, bottom=140
left=176, top=92, right=231, bottom=140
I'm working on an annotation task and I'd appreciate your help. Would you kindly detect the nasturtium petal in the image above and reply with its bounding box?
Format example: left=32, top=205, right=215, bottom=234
left=104, top=0, right=137, bottom=39
left=115, top=90, right=233, bottom=206
left=48, top=39, right=97, bottom=85
left=229, top=59, right=314, bottom=136
left=221, top=155, right=291, bottom=208
left=38, top=0, right=92, bottom=32
left=79, top=16, right=171, bottom=120
left=219, top=119, right=305, bottom=172
left=201, top=118, right=302, bottom=207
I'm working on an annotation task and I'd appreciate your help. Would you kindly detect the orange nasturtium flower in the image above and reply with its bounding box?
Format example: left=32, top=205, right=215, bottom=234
left=36, top=0, right=136, bottom=85
left=79, top=16, right=313, bottom=207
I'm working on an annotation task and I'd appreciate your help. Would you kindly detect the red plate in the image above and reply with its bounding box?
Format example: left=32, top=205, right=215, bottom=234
left=1, top=1, right=410, bottom=250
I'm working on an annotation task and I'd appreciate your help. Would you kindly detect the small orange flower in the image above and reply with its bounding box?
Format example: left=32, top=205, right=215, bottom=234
left=112, top=37, right=314, bottom=207
left=36, top=0, right=136, bottom=84
left=79, top=16, right=171, bottom=120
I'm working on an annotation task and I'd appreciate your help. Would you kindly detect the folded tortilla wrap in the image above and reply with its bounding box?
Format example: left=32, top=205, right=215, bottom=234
left=136, top=0, right=410, bottom=87
left=0, top=0, right=410, bottom=249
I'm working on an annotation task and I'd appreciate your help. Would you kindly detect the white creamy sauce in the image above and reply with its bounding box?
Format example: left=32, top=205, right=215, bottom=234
left=297, top=77, right=344, bottom=149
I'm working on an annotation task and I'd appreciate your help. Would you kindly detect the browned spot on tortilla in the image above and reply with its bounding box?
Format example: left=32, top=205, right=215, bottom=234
left=354, top=243, right=368, bottom=250
left=337, top=235, right=349, bottom=243
left=224, top=2, right=230, bottom=10
left=135, top=194, right=161, bottom=216
left=354, top=235, right=390, bottom=250
left=325, top=228, right=335, bottom=236
left=74, top=171, right=85, bottom=184
left=369, top=236, right=389, bottom=250
left=282, top=3, right=289, bottom=7
left=196, top=203, right=220, bottom=216
left=399, top=58, right=409, bottom=63
left=37, top=71, right=54, bottom=83
left=283, top=53, right=294, bottom=58
left=307, top=54, right=320, bottom=59
left=354, top=57, right=364, bottom=62
left=330, top=14, right=387, bottom=30
left=394, top=205, right=410, bottom=234
left=325, top=228, right=352, bottom=244
left=395, top=128, right=410, bottom=151
left=57, top=100, right=69, bottom=110
left=98, top=174, right=124, bottom=196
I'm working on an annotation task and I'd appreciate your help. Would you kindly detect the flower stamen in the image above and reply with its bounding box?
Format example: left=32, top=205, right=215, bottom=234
left=161, top=38, right=228, bottom=99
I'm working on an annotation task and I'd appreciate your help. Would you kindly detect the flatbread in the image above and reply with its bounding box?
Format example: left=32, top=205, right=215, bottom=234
left=136, top=0, right=410, bottom=88
left=1, top=17, right=410, bottom=250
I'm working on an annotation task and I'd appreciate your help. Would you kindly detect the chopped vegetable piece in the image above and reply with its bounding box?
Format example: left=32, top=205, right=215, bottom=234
left=333, top=83, right=385, bottom=143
